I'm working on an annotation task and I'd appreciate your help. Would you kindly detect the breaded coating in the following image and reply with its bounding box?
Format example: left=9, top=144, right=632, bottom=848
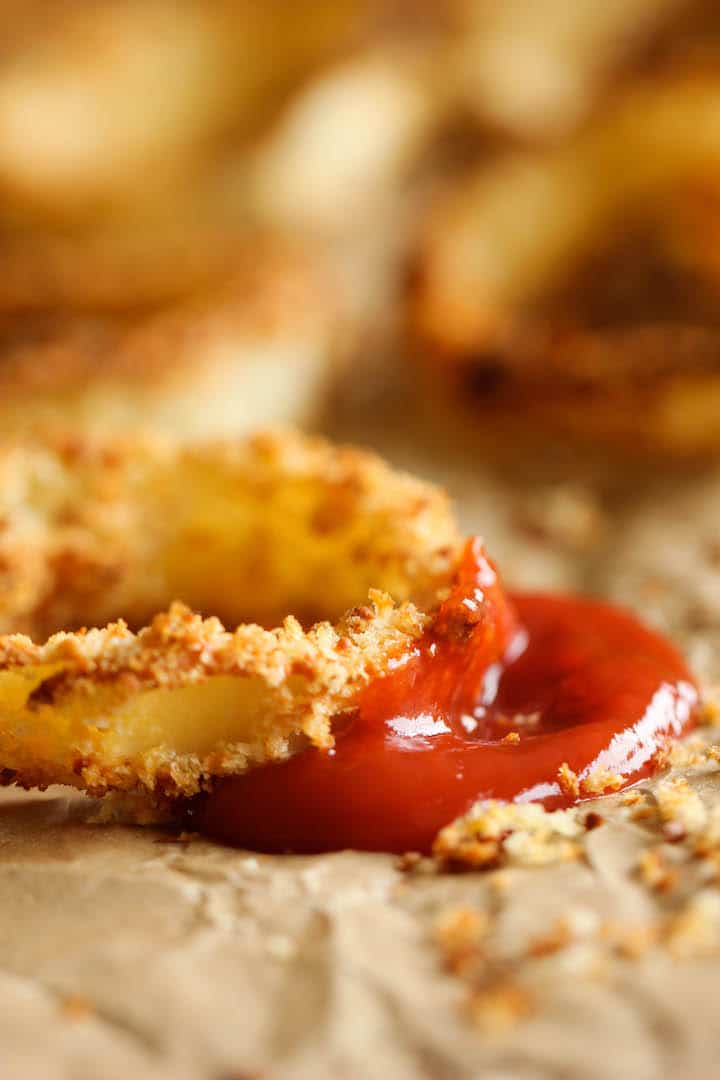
left=0, top=431, right=462, bottom=799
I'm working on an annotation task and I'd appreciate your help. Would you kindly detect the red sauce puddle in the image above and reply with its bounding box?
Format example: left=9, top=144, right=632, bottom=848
left=196, top=539, right=699, bottom=855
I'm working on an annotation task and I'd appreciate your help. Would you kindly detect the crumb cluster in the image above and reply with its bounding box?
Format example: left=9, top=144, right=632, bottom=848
left=431, top=730, right=720, bottom=1032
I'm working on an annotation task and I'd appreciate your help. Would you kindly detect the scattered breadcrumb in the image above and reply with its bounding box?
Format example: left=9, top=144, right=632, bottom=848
left=433, top=724, right=720, bottom=1038
left=468, top=983, right=535, bottom=1034
left=661, top=735, right=712, bottom=770
left=600, top=921, right=659, bottom=961
left=624, top=790, right=657, bottom=822
left=489, top=871, right=511, bottom=895
left=636, top=849, right=679, bottom=893
left=60, top=994, right=96, bottom=1021
left=557, top=762, right=580, bottom=798
left=654, top=777, right=707, bottom=837
left=700, top=694, right=720, bottom=727
left=434, top=758, right=720, bottom=1036
left=435, top=907, right=491, bottom=977
left=665, top=891, right=720, bottom=959
left=693, top=803, right=720, bottom=858
left=580, top=766, right=625, bottom=797
left=433, top=801, right=583, bottom=870
left=527, top=918, right=573, bottom=959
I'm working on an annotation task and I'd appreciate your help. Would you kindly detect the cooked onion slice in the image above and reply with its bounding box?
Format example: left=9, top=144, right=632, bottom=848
left=0, top=431, right=461, bottom=799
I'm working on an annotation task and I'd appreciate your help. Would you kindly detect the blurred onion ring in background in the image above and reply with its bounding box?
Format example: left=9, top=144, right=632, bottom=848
left=0, top=0, right=363, bottom=224
left=410, top=70, right=720, bottom=455
left=0, top=243, right=345, bottom=439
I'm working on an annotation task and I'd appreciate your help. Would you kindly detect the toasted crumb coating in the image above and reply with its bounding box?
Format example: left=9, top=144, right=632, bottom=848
left=0, top=431, right=462, bottom=799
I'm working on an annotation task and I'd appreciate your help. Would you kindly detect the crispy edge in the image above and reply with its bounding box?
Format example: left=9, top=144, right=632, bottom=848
left=0, top=429, right=463, bottom=798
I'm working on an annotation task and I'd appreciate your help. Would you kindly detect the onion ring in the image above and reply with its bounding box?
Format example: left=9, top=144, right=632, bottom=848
left=0, top=0, right=359, bottom=225
left=410, top=71, right=720, bottom=455
left=0, top=431, right=461, bottom=801
left=0, top=245, right=342, bottom=439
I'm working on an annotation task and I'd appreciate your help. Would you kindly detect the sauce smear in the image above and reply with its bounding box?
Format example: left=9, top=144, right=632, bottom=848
left=199, top=539, right=698, bottom=854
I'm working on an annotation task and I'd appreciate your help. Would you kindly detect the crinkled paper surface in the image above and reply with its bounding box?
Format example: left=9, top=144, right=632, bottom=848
left=3, top=421, right=720, bottom=1080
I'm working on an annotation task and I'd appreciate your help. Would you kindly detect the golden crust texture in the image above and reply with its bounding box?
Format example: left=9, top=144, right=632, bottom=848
left=0, top=431, right=462, bottom=800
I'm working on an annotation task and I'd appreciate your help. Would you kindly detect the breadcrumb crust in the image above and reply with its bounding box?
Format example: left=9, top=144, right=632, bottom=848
left=0, top=430, right=462, bottom=800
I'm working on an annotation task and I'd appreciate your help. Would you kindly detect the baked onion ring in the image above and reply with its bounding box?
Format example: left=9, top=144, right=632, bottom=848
left=0, top=431, right=461, bottom=800
left=410, top=71, right=720, bottom=455
left=0, top=0, right=359, bottom=225
left=0, top=244, right=342, bottom=439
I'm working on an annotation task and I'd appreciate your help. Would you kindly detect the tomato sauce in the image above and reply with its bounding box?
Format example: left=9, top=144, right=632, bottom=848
left=198, top=539, right=698, bottom=854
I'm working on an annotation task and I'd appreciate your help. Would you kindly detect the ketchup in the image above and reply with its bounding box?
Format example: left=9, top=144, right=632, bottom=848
left=198, top=539, right=698, bottom=854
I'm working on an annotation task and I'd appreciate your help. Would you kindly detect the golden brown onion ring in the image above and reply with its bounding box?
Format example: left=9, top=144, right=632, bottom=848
left=410, top=71, right=720, bottom=455
left=0, top=431, right=461, bottom=800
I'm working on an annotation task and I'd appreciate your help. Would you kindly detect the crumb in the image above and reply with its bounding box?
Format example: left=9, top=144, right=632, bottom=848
left=626, top=792, right=657, bottom=823
left=502, top=731, right=520, bottom=744
left=601, top=921, right=659, bottom=960
left=637, top=848, right=679, bottom=893
left=489, top=871, right=511, bottom=895
left=694, top=803, right=720, bottom=849
left=395, top=851, right=423, bottom=872
left=655, top=777, right=707, bottom=836
left=664, top=891, right=720, bottom=959
left=435, top=907, right=490, bottom=976
left=527, top=918, right=573, bottom=959
left=580, top=766, right=624, bottom=797
left=663, top=735, right=709, bottom=770
left=700, top=695, right=720, bottom=727
left=584, top=811, right=604, bottom=831
left=434, top=801, right=583, bottom=870
left=557, top=762, right=580, bottom=798
left=468, top=982, right=534, bottom=1034
left=61, top=994, right=95, bottom=1021
left=652, top=743, right=673, bottom=771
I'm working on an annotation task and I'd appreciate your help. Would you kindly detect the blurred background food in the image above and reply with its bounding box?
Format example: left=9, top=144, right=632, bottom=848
left=4, top=13, right=720, bottom=1072
left=0, top=244, right=342, bottom=439
left=1, top=1, right=720, bottom=557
